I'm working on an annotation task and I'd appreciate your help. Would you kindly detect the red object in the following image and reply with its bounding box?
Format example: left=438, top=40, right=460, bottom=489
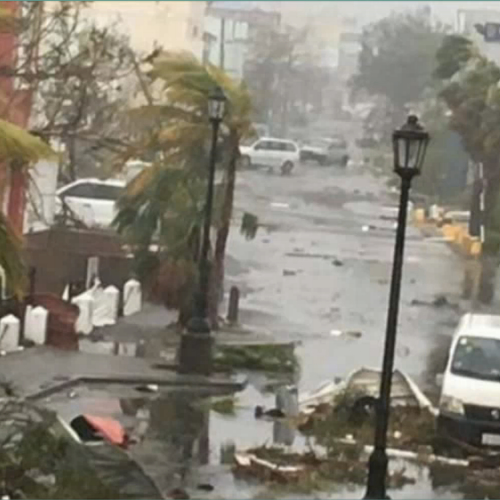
left=83, top=415, right=127, bottom=447
left=0, top=1, right=33, bottom=235
left=32, top=293, right=79, bottom=351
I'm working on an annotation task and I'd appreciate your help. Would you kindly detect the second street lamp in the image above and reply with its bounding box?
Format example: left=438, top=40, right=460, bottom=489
left=178, top=85, right=227, bottom=376
left=365, top=115, right=430, bottom=500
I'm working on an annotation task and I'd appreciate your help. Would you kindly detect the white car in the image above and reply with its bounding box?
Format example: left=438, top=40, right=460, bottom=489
left=239, top=137, right=300, bottom=173
left=56, top=178, right=125, bottom=228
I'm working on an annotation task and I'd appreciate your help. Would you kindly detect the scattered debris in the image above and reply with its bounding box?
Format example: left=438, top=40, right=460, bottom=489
left=329, top=330, right=362, bottom=339
left=332, top=259, right=344, bottom=267
left=70, top=415, right=127, bottom=447
left=196, top=483, right=214, bottom=492
left=254, top=406, right=286, bottom=419
left=135, top=384, right=159, bottom=393
left=233, top=446, right=415, bottom=490
left=168, top=487, right=190, bottom=500
left=211, top=396, right=237, bottom=416
left=270, top=202, right=290, bottom=209
left=283, top=270, right=296, bottom=276
left=67, top=391, right=77, bottom=399
left=214, top=344, right=298, bottom=374
left=411, top=295, right=460, bottom=311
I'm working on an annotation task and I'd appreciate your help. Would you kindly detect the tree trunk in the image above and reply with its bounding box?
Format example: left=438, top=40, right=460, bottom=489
left=208, top=132, right=238, bottom=329
left=477, top=160, right=500, bottom=305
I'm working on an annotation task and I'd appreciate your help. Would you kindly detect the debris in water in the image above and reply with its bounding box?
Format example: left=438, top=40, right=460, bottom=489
left=330, top=330, right=362, bottom=339
left=345, top=331, right=362, bottom=339
left=255, top=406, right=285, bottom=419
left=135, top=384, right=159, bottom=393
left=168, top=487, right=190, bottom=500
left=197, top=484, right=214, bottom=492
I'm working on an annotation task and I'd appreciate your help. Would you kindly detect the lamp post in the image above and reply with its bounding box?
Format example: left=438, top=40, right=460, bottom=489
left=178, top=85, right=227, bottom=376
left=365, top=115, right=429, bottom=500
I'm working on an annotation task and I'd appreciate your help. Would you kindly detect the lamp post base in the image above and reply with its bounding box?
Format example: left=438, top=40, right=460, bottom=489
left=177, top=317, right=214, bottom=375
left=364, top=448, right=389, bottom=499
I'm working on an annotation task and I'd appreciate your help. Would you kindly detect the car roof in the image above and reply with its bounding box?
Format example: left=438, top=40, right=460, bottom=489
left=257, top=137, right=297, bottom=144
left=58, top=178, right=126, bottom=190
left=455, top=313, right=500, bottom=340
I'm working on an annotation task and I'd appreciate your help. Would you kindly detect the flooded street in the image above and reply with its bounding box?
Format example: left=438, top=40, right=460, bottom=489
left=41, top=153, right=473, bottom=499
left=228, top=159, right=463, bottom=392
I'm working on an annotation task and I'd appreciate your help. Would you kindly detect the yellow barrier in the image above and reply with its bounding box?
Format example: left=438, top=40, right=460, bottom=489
left=442, top=224, right=458, bottom=240
left=470, top=240, right=482, bottom=257
left=414, top=209, right=425, bottom=224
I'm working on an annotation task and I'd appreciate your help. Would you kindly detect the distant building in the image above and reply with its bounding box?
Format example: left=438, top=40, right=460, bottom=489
left=203, top=2, right=280, bottom=79
left=86, top=1, right=207, bottom=58
left=456, top=9, right=500, bottom=65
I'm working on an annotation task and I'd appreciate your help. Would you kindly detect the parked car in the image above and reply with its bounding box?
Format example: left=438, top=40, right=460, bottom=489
left=55, top=178, right=125, bottom=228
left=239, top=137, right=300, bottom=174
left=300, top=137, right=349, bottom=167
left=436, top=313, right=500, bottom=449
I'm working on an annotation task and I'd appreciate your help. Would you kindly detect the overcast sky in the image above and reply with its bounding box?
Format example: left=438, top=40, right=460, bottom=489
left=258, top=1, right=500, bottom=29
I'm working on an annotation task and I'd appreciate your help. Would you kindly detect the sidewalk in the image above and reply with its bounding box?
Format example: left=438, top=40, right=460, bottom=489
left=0, top=346, right=246, bottom=400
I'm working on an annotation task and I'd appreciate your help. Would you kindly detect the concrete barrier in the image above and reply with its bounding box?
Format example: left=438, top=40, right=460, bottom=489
left=414, top=209, right=426, bottom=224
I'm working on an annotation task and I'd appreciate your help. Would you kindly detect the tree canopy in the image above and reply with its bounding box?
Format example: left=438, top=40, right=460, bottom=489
left=352, top=10, right=446, bottom=116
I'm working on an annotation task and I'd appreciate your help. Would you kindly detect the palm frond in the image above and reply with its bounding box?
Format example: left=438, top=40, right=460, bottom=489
left=0, top=119, right=54, bottom=164
left=0, top=212, right=25, bottom=295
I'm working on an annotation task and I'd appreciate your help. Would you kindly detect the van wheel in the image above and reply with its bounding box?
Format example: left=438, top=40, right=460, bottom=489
left=240, top=155, right=251, bottom=169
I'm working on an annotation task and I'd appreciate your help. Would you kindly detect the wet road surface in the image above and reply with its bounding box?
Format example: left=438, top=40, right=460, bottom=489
left=228, top=163, right=463, bottom=392
left=43, top=159, right=472, bottom=498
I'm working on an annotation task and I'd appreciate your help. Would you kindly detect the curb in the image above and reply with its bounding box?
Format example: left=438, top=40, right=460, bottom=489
left=25, top=372, right=248, bottom=401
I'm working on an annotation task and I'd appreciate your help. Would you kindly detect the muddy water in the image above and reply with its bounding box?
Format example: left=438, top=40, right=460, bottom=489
left=43, top=377, right=474, bottom=500
left=67, top=163, right=470, bottom=497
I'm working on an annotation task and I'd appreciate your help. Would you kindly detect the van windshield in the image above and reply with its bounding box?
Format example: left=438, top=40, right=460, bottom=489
left=451, top=336, right=500, bottom=382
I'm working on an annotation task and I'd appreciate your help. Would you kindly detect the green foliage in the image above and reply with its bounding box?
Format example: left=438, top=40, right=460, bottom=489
left=0, top=400, right=123, bottom=499
left=214, top=343, right=299, bottom=374
left=353, top=9, right=446, bottom=113
left=115, top=51, right=255, bottom=319
left=434, top=35, right=474, bottom=79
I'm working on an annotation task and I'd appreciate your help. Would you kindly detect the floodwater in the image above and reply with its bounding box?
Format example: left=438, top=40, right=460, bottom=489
left=44, top=379, right=474, bottom=499
left=61, top=135, right=477, bottom=498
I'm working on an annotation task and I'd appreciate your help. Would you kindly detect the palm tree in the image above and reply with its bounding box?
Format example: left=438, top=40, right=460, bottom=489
left=0, top=119, right=54, bottom=294
left=115, top=51, right=256, bottom=327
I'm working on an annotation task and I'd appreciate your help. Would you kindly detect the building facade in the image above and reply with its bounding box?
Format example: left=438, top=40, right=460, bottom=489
left=456, top=9, right=500, bottom=66
left=86, top=1, right=207, bottom=58
left=203, top=2, right=280, bottom=80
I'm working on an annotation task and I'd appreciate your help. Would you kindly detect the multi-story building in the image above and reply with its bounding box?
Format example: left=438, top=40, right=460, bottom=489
left=203, top=1, right=280, bottom=80
left=456, top=9, right=500, bottom=66
left=86, top=1, right=207, bottom=59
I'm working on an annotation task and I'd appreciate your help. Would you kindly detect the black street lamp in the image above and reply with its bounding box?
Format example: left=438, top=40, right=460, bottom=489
left=178, top=85, right=227, bottom=376
left=365, top=115, right=429, bottom=500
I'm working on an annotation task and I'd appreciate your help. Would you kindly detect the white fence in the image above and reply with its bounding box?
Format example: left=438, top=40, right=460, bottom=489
left=70, top=279, right=142, bottom=335
left=0, top=278, right=143, bottom=349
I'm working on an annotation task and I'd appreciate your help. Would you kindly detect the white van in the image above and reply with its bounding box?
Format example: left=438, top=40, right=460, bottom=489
left=437, top=313, right=500, bottom=447
left=239, top=137, right=300, bottom=173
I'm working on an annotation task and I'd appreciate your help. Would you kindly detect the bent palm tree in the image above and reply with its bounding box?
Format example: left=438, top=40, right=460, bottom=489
left=0, top=119, right=54, bottom=293
left=116, top=51, right=256, bottom=327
